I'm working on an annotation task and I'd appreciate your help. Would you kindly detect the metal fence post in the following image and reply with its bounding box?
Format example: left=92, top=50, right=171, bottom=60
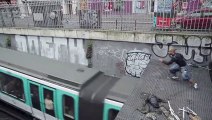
left=10, top=7, right=15, bottom=27
left=135, top=20, right=137, bottom=30
left=116, top=19, right=117, bottom=29
left=0, top=10, right=5, bottom=27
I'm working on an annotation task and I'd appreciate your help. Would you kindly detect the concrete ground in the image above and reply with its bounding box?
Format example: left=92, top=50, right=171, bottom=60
left=116, top=60, right=212, bottom=120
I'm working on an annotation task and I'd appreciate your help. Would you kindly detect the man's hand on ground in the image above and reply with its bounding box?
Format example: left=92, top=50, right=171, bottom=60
left=189, top=114, right=201, bottom=120
left=159, top=59, right=163, bottom=63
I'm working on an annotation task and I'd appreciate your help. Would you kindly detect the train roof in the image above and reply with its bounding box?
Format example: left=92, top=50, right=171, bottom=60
left=106, top=76, right=138, bottom=103
left=0, top=48, right=100, bottom=90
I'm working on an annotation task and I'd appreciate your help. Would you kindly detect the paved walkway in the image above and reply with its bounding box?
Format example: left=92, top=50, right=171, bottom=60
left=116, top=60, right=212, bottom=120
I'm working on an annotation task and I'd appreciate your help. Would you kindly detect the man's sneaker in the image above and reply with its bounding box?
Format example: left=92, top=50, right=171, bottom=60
left=171, top=76, right=179, bottom=80
left=193, top=83, right=198, bottom=89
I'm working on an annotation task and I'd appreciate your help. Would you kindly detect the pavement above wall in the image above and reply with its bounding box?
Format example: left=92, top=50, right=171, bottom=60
left=0, top=28, right=211, bottom=44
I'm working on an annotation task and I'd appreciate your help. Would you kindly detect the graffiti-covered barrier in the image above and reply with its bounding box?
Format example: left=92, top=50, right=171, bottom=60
left=93, top=35, right=212, bottom=78
left=0, top=33, right=211, bottom=78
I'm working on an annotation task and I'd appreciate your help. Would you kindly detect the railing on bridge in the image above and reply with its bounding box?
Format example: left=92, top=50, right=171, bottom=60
left=0, top=0, right=211, bottom=33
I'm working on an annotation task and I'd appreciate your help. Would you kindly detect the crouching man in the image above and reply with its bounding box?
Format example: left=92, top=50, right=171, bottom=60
left=159, top=48, right=198, bottom=89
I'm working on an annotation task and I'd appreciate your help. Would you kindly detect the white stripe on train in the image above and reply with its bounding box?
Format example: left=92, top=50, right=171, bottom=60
left=0, top=66, right=79, bottom=96
left=105, top=99, right=124, bottom=108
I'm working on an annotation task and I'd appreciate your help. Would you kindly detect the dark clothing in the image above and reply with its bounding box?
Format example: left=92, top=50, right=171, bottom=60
left=46, top=109, right=55, bottom=117
left=162, top=53, right=191, bottom=80
left=163, top=53, right=186, bottom=67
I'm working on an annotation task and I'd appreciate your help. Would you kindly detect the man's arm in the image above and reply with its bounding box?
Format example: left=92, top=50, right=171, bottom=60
left=159, top=58, right=173, bottom=65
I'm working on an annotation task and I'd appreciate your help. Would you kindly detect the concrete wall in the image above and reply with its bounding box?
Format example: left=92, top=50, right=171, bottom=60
left=5, top=34, right=89, bottom=65
left=0, top=33, right=211, bottom=78
left=93, top=34, right=212, bottom=78
left=0, top=34, right=8, bottom=48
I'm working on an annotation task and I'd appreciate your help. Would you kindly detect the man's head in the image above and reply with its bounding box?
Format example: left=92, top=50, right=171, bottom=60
left=168, top=48, right=176, bottom=56
left=46, top=94, right=50, bottom=99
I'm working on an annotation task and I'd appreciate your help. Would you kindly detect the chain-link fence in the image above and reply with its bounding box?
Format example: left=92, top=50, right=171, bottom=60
left=0, top=0, right=211, bottom=33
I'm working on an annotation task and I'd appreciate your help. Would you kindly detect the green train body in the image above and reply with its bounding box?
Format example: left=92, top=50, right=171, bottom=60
left=0, top=48, right=137, bottom=120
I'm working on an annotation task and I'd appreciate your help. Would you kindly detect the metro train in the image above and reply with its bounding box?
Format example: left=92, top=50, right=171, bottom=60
left=0, top=47, right=137, bottom=120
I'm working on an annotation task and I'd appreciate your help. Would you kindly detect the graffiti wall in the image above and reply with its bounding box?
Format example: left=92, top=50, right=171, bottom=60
left=93, top=41, right=153, bottom=77
left=15, top=35, right=28, bottom=52
left=125, top=49, right=151, bottom=78
left=93, top=34, right=212, bottom=78
left=152, top=35, right=212, bottom=63
left=1, top=33, right=211, bottom=78
left=14, top=35, right=88, bottom=65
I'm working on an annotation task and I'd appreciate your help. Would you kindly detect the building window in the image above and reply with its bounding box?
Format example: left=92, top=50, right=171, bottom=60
left=0, top=72, right=25, bottom=101
left=63, top=95, right=75, bottom=120
left=108, top=109, right=119, bottom=120
left=136, top=1, right=145, bottom=9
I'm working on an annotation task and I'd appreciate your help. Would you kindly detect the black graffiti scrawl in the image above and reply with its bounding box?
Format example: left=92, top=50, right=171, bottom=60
left=125, top=50, right=151, bottom=78
left=152, top=34, right=212, bottom=63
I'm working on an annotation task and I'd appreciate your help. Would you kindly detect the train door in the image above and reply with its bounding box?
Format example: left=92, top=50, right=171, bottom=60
left=103, top=99, right=123, bottom=120
left=29, top=81, right=45, bottom=120
left=29, top=81, right=58, bottom=120
left=62, top=94, right=75, bottom=120
left=41, top=86, right=58, bottom=120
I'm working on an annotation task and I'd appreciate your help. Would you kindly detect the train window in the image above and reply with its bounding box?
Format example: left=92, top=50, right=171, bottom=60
left=108, top=109, right=119, bottom=120
left=0, top=72, right=25, bottom=101
left=0, top=73, right=4, bottom=91
left=63, top=95, right=75, bottom=120
left=30, top=84, right=41, bottom=111
left=44, top=89, right=55, bottom=117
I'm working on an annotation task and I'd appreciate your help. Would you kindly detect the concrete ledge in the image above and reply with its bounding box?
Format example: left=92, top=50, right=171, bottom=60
left=0, top=27, right=211, bottom=44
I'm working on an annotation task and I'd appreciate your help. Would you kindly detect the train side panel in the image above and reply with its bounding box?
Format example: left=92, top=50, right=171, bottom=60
left=28, top=82, right=58, bottom=120
left=0, top=66, right=80, bottom=120
left=28, top=81, right=45, bottom=120
left=0, top=68, right=32, bottom=114
left=56, top=90, right=79, bottom=120
left=28, top=80, right=80, bottom=120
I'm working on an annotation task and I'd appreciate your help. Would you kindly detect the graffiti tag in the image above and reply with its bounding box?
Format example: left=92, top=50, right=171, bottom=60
left=125, top=50, right=151, bottom=78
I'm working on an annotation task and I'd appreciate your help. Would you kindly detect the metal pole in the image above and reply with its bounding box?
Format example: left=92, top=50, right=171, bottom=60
left=135, top=20, right=137, bottom=30
left=0, top=9, right=5, bottom=27
left=10, top=7, right=15, bottom=27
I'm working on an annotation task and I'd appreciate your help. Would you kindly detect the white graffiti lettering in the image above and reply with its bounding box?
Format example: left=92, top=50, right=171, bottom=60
left=125, top=49, right=151, bottom=78
left=15, top=35, right=88, bottom=65
left=96, top=45, right=127, bottom=62
left=27, top=36, right=39, bottom=55
left=15, top=35, right=28, bottom=53
left=69, top=38, right=88, bottom=65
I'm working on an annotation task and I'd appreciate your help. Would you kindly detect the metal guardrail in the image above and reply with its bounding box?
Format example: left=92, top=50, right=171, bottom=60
left=0, top=0, right=211, bottom=33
